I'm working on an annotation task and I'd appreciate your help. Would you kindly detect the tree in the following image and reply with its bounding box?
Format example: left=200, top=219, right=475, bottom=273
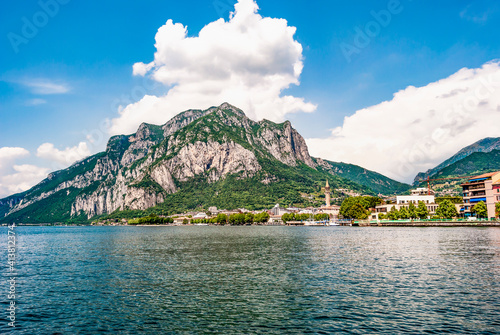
left=314, top=213, right=329, bottom=221
left=387, top=206, right=399, bottom=220
left=496, top=202, right=500, bottom=218
left=216, top=213, right=227, bottom=224
left=254, top=212, right=270, bottom=223
left=416, top=201, right=429, bottom=219
left=435, top=199, right=458, bottom=219
left=408, top=202, right=417, bottom=219
left=348, top=203, right=369, bottom=220
left=471, top=201, right=488, bottom=218
left=399, top=206, right=410, bottom=219
left=229, top=213, right=246, bottom=225
left=281, top=213, right=293, bottom=223
left=340, top=196, right=375, bottom=219
left=378, top=213, right=386, bottom=220
left=244, top=213, right=255, bottom=224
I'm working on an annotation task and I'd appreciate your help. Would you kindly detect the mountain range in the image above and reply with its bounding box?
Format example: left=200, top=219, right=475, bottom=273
left=413, top=137, right=500, bottom=195
left=0, top=103, right=409, bottom=223
left=414, top=137, right=500, bottom=183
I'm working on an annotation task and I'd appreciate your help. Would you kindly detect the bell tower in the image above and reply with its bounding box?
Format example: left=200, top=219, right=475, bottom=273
left=325, top=180, right=331, bottom=207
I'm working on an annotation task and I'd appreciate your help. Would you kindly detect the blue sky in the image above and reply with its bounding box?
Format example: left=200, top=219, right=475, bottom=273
left=1, top=0, right=500, bottom=196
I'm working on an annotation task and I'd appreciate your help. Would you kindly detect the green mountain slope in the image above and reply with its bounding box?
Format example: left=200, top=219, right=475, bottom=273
left=316, top=159, right=410, bottom=195
left=414, top=137, right=500, bottom=183
left=431, top=150, right=500, bottom=179
left=415, top=149, right=500, bottom=196
left=0, top=103, right=403, bottom=223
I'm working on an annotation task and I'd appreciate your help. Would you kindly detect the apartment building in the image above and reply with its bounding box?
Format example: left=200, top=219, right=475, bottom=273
left=461, top=171, right=500, bottom=219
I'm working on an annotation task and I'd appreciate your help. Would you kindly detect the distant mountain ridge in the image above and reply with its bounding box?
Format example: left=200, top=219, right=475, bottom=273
left=315, top=159, right=410, bottom=195
left=429, top=150, right=500, bottom=180
left=414, top=137, right=500, bottom=183
left=0, top=103, right=409, bottom=223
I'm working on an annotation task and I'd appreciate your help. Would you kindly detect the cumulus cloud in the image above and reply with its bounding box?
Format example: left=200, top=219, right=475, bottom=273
left=0, top=147, right=30, bottom=170
left=110, top=0, right=316, bottom=135
left=0, top=147, right=48, bottom=198
left=307, top=60, right=500, bottom=183
left=0, top=165, right=49, bottom=198
left=36, top=142, right=91, bottom=166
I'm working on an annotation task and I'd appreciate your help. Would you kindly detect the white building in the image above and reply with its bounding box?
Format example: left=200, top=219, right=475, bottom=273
left=411, top=188, right=435, bottom=196
left=271, top=204, right=289, bottom=216
left=374, top=188, right=440, bottom=219
left=396, top=194, right=435, bottom=205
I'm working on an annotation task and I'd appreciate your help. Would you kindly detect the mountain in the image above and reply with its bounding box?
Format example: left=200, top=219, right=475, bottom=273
left=428, top=150, right=500, bottom=179
left=414, top=137, right=500, bottom=183
left=0, top=103, right=406, bottom=223
left=314, top=159, right=410, bottom=195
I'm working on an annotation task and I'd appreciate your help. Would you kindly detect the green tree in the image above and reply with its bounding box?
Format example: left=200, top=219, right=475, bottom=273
left=435, top=199, right=458, bottom=219
left=244, top=213, right=255, bottom=224
left=281, top=213, right=293, bottom=223
left=496, top=202, right=500, bottom=218
left=216, top=213, right=227, bottom=224
left=229, top=213, right=246, bottom=225
left=378, top=213, right=386, bottom=220
left=471, top=201, right=488, bottom=218
left=340, top=196, right=374, bottom=219
left=408, top=202, right=417, bottom=219
left=314, top=213, right=329, bottom=221
left=254, top=212, right=270, bottom=223
left=399, top=206, right=410, bottom=219
left=296, top=213, right=311, bottom=221
left=387, top=206, right=399, bottom=220
left=349, top=203, right=369, bottom=220
left=416, top=201, right=429, bottom=219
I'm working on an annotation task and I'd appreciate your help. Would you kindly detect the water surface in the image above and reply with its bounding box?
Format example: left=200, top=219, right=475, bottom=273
left=1, top=226, right=499, bottom=334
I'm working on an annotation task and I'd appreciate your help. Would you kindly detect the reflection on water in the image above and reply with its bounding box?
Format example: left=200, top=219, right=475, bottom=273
left=1, top=226, right=499, bottom=334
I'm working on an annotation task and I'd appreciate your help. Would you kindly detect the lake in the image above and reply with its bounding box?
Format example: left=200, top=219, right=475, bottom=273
left=1, top=226, right=499, bottom=334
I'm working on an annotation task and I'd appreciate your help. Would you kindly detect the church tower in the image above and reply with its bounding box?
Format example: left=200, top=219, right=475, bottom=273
left=325, top=180, right=331, bottom=207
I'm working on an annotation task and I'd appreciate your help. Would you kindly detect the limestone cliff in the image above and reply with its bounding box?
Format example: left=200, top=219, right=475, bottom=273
left=0, top=103, right=327, bottom=221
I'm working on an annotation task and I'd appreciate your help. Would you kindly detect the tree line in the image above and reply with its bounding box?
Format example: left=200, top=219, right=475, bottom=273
left=191, top=212, right=271, bottom=225
left=281, top=213, right=329, bottom=223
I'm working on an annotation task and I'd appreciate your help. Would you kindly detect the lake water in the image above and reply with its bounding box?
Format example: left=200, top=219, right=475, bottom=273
left=1, top=226, right=500, bottom=334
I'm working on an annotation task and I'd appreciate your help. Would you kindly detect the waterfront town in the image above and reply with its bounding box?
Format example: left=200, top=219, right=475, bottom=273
left=94, top=171, right=500, bottom=226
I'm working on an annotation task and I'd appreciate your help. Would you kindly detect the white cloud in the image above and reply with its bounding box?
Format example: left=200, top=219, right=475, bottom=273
left=36, top=142, right=91, bottom=166
left=0, top=147, right=29, bottom=168
left=306, top=60, right=500, bottom=183
left=0, top=165, right=49, bottom=198
left=0, top=147, right=48, bottom=198
left=110, top=0, right=316, bottom=135
left=21, top=79, right=70, bottom=95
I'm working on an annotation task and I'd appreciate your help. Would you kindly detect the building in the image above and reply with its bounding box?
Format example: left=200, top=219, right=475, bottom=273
left=411, top=188, right=435, bottom=196
left=271, top=204, right=289, bottom=216
left=325, top=180, right=331, bottom=207
left=318, top=181, right=339, bottom=219
left=461, top=171, right=500, bottom=219
left=374, top=188, right=440, bottom=219
left=396, top=193, right=435, bottom=205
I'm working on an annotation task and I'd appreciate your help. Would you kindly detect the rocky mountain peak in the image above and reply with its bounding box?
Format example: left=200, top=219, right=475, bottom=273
left=0, top=103, right=405, bottom=223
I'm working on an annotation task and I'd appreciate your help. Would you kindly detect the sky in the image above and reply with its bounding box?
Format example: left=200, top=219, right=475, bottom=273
left=1, top=0, right=500, bottom=198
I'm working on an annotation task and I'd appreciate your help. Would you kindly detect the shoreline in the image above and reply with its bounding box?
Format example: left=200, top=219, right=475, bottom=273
left=2, top=222, right=500, bottom=227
